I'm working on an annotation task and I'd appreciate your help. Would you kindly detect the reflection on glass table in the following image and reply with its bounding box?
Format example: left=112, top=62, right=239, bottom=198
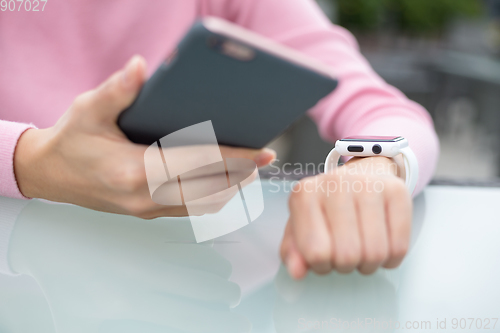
left=0, top=198, right=249, bottom=333
left=0, top=181, right=499, bottom=333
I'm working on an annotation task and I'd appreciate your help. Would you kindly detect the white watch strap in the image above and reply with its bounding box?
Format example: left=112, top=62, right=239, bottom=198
left=400, top=146, right=419, bottom=195
left=324, top=148, right=341, bottom=174
left=324, top=146, right=419, bottom=195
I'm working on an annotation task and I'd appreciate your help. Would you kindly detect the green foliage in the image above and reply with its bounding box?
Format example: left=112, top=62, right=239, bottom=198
left=335, top=0, right=483, bottom=34
left=336, top=0, right=384, bottom=30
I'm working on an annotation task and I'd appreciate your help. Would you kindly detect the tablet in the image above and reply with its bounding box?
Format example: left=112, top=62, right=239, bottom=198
left=118, top=17, right=338, bottom=149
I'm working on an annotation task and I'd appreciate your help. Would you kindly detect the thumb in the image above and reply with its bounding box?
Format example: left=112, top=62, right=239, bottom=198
left=85, top=55, right=147, bottom=123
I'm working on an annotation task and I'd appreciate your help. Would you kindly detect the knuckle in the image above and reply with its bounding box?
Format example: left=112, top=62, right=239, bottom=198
left=352, top=175, right=373, bottom=192
left=335, top=246, right=361, bottom=268
left=384, top=177, right=407, bottom=197
left=364, top=245, right=389, bottom=265
left=303, top=247, right=330, bottom=267
left=390, top=242, right=409, bottom=260
left=96, top=73, right=120, bottom=96
left=358, top=266, right=378, bottom=275
left=107, top=164, right=146, bottom=192
left=351, top=173, right=366, bottom=182
left=357, top=190, right=381, bottom=205
left=72, top=91, right=94, bottom=112
left=95, top=83, right=118, bottom=104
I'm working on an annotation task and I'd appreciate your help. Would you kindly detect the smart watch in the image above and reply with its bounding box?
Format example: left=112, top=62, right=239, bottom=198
left=324, top=136, right=419, bottom=195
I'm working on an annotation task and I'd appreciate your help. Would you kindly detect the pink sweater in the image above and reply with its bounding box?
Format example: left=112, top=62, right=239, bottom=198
left=0, top=0, right=439, bottom=200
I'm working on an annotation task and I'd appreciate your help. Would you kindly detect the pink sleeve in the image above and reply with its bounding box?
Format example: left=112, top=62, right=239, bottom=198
left=0, top=120, right=36, bottom=200
left=203, top=0, right=439, bottom=195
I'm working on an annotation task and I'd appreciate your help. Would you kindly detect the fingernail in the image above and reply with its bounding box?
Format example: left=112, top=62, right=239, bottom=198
left=122, top=55, right=139, bottom=88
left=254, top=148, right=276, bottom=166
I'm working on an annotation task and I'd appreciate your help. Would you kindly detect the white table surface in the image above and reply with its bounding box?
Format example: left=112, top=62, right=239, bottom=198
left=0, top=181, right=499, bottom=333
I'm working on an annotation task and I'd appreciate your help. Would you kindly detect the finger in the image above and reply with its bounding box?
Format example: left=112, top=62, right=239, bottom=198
left=322, top=184, right=361, bottom=274
left=356, top=191, right=389, bottom=275
left=286, top=238, right=308, bottom=280
left=220, top=146, right=276, bottom=167
left=280, top=220, right=293, bottom=262
left=156, top=146, right=274, bottom=180
left=80, top=55, right=147, bottom=123
left=280, top=222, right=308, bottom=280
left=173, top=159, right=256, bottom=186
left=289, top=178, right=332, bottom=274
left=383, top=181, right=412, bottom=268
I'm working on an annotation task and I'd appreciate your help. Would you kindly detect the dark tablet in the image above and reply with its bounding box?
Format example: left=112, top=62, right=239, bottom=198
left=118, top=17, right=338, bottom=149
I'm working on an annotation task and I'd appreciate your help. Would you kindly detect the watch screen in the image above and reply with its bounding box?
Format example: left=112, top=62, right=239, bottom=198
left=341, top=136, right=402, bottom=142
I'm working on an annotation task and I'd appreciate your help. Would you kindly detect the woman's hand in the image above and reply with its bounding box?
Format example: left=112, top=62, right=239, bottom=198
left=280, top=156, right=412, bottom=279
left=13, top=55, right=275, bottom=218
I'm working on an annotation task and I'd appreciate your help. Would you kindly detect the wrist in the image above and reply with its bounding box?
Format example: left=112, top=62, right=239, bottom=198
left=13, top=128, right=54, bottom=199
left=343, top=156, right=404, bottom=179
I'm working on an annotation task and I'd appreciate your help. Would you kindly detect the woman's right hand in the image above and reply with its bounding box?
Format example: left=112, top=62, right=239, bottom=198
left=13, top=55, right=275, bottom=219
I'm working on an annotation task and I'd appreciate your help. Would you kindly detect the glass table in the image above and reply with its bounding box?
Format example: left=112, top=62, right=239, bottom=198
left=0, top=180, right=499, bottom=332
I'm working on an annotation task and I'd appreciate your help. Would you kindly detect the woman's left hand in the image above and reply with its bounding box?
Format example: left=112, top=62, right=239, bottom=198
left=280, top=156, right=412, bottom=279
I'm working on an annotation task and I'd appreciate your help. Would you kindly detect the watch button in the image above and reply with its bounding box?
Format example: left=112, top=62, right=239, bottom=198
left=348, top=145, right=364, bottom=153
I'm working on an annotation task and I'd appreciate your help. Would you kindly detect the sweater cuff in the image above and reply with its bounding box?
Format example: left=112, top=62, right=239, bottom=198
left=0, top=121, right=37, bottom=200
left=0, top=197, right=29, bottom=275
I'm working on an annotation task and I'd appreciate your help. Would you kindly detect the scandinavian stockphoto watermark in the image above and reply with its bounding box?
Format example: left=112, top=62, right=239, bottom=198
left=266, top=158, right=399, bottom=195
left=1, top=0, right=47, bottom=11
left=143, top=121, right=264, bottom=243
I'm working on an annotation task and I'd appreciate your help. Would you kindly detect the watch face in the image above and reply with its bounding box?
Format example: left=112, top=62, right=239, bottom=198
left=340, top=136, right=403, bottom=142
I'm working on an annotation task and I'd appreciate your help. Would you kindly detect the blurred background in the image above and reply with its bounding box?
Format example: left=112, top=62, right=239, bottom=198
left=268, top=0, right=500, bottom=182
